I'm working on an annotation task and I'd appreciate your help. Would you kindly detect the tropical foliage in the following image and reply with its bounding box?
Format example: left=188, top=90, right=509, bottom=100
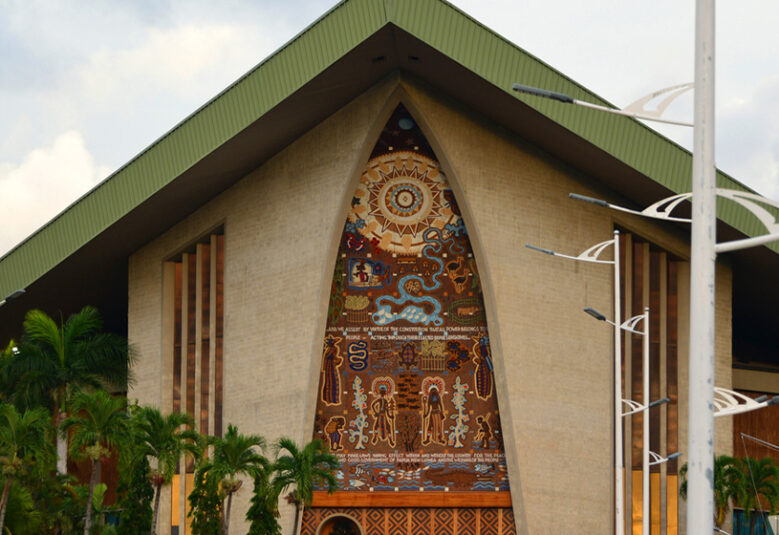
left=274, top=437, right=339, bottom=535
left=0, top=306, right=341, bottom=533
left=1, top=307, right=132, bottom=474
left=191, top=425, right=268, bottom=535
left=681, top=454, right=779, bottom=533
left=116, top=454, right=153, bottom=535
left=0, top=404, right=51, bottom=534
left=131, top=405, right=199, bottom=535
left=680, top=454, right=741, bottom=527
left=61, top=390, right=128, bottom=535
left=189, top=464, right=224, bottom=535
left=246, top=468, right=283, bottom=535
left=731, top=457, right=779, bottom=535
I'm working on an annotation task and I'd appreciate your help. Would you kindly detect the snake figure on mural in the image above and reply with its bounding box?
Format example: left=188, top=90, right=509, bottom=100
left=315, top=105, right=511, bottom=494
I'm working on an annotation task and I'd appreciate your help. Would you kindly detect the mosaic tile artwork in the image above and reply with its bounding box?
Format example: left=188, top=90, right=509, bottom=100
left=314, top=106, right=510, bottom=494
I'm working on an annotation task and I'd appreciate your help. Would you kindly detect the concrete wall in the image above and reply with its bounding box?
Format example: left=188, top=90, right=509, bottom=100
left=128, top=74, right=733, bottom=535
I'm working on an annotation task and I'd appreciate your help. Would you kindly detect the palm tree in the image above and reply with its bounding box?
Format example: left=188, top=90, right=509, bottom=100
left=204, top=424, right=267, bottom=535
left=680, top=454, right=741, bottom=527
left=132, top=406, right=200, bottom=535
left=4, top=307, right=131, bottom=473
left=61, top=389, right=128, bottom=535
left=273, top=438, right=339, bottom=535
left=731, top=457, right=779, bottom=535
left=0, top=403, right=51, bottom=534
left=246, top=459, right=283, bottom=535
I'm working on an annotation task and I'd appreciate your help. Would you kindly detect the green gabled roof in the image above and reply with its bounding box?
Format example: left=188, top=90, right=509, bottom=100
left=0, top=0, right=775, bottom=301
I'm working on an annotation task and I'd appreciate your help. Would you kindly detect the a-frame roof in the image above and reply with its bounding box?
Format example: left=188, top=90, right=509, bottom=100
left=0, top=0, right=776, bottom=347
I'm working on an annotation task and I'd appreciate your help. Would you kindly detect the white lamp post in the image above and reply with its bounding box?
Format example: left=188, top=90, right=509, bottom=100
left=585, top=306, right=680, bottom=535
left=527, top=232, right=625, bottom=535
left=515, top=3, right=779, bottom=525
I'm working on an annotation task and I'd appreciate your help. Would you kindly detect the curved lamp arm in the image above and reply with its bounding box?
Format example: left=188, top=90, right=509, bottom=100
left=570, top=189, right=779, bottom=253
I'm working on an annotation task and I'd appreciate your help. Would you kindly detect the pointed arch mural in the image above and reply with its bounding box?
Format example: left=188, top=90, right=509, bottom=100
left=310, top=106, right=514, bottom=532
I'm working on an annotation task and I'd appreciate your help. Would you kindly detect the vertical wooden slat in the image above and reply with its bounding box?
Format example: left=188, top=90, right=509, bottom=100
left=185, top=254, right=197, bottom=422
left=214, top=234, right=225, bottom=437
left=649, top=251, right=662, bottom=468
left=631, top=241, right=646, bottom=468
left=666, top=261, right=679, bottom=474
left=632, top=470, right=643, bottom=534
left=667, top=475, right=679, bottom=535
left=166, top=231, right=224, bottom=535
left=184, top=473, right=194, bottom=535
left=651, top=473, right=661, bottom=535
left=658, top=253, right=669, bottom=535
left=209, top=235, right=218, bottom=437
left=199, top=244, right=211, bottom=434
left=170, top=474, right=180, bottom=532
left=178, top=256, right=191, bottom=529
left=194, top=247, right=202, bottom=438
left=185, top=253, right=197, bottom=473
left=173, top=262, right=183, bottom=414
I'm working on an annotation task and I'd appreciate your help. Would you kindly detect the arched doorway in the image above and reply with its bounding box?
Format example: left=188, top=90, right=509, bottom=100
left=316, top=514, right=363, bottom=535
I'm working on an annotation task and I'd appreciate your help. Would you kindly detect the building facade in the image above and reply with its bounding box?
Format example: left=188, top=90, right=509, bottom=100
left=0, top=1, right=776, bottom=534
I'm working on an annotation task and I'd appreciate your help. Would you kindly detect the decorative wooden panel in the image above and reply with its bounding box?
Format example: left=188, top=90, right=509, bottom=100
left=303, top=508, right=516, bottom=535
left=733, top=390, right=779, bottom=463
left=480, top=508, right=498, bottom=535
left=166, top=230, right=224, bottom=534
left=618, top=232, right=681, bottom=535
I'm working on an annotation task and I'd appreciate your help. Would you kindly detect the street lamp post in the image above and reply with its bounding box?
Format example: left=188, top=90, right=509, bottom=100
left=688, top=5, right=717, bottom=532
left=0, top=289, right=25, bottom=308
left=585, top=306, right=680, bottom=535
left=527, top=232, right=625, bottom=535
left=514, top=3, right=779, bottom=525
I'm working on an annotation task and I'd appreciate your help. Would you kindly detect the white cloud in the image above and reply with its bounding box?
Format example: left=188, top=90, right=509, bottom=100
left=75, top=23, right=274, bottom=106
left=0, top=132, right=109, bottom=257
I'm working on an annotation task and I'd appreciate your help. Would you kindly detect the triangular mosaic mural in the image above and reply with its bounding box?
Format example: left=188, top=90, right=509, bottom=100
left=310, top=106, right=514, bottom=532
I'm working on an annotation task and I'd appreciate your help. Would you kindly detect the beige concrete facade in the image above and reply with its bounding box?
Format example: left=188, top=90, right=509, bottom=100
left=128, top=75, right=733, bottom=535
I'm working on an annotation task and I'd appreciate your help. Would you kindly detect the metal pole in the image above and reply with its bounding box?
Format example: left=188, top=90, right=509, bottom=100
left=643, top=307, right=650, bottom=535
left=614, top=230, right=625, bottom=535
left=688, top=0, right=717, bottom=534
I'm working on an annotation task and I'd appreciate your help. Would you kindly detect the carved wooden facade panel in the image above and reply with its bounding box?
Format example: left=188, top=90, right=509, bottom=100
left=302, top=508, right=516, bottom=535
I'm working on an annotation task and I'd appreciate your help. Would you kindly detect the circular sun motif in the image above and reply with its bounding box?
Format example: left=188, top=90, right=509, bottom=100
left=350, top=152, right=458, bottom=254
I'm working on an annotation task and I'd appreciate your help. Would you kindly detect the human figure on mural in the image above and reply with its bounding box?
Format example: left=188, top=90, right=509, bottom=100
left=473, top=336, right=493, bottom=401
left=422, top=385, right=446, bottom=445
left=474, top=415, right=493, bottom=449
left=321, top=336, right=343, bottom=406
left=353, top=261, right=370, bottom=284
left=324, top=416, right=346, bottom=452
left=370, top=384, right=396, bottom=447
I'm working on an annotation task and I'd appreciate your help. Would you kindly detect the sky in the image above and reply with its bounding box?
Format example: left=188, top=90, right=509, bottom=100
left=1, top=0, right=778, bottom=257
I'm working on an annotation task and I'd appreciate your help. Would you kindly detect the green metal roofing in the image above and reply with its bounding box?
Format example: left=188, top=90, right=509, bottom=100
left=0, top=0, right=775, bottom=300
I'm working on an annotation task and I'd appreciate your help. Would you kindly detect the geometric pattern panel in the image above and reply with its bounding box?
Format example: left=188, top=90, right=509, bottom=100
left=433, top=508, right=455, bottom=535
left=480, top=508, right=499, bottom=535
left=411, top=508, right=432, bottom=535
left=458, top=508, right=476, bottom=535
left=302, top=508, right=516, bottom=535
